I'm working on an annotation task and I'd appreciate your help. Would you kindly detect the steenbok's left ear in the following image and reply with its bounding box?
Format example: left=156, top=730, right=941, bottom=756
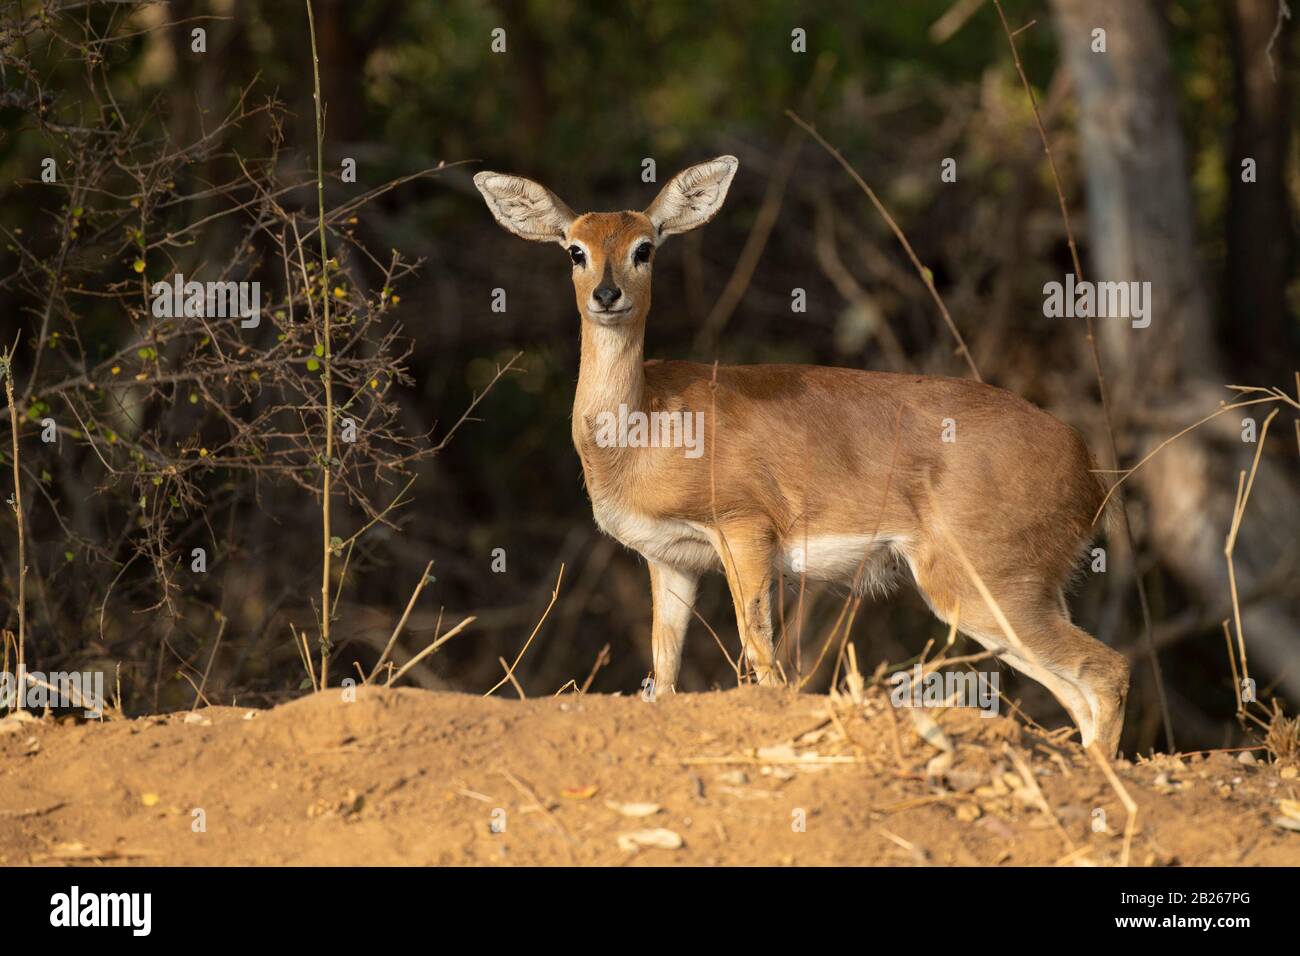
left=643, top=156, right=738, bottom=239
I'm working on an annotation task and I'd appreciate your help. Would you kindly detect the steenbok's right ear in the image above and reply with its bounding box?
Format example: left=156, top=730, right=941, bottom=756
left=473, top=171, right=576, bottom=243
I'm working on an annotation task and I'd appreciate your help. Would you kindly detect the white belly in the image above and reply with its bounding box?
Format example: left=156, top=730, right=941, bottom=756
left=591, top=496, right=913, bottom=591
left=780, top=533, right=913, bottom=595
left=590, top=498, right=717, bottom=570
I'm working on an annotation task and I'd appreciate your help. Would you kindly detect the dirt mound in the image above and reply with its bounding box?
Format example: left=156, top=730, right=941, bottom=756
left=2, top=686, right=1297, bottom=866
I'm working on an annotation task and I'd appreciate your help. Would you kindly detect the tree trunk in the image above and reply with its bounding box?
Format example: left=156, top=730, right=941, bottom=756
left=1049, top=0, right=1300, bottom=718
left=1226, top=0, right=1294, bottom=382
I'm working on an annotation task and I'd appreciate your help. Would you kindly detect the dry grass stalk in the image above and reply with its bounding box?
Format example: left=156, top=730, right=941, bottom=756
left=705, top=361, right=755, bottom=683
left=367, top=559, right=435, bottom=683
left=579, top=643, right=612, bottom=694
left=498, top=768, right=575, bottom=845
left=304, top=0, right=335, bottom=688
left=1261, top=701, right=1299, bottom=764
left=291, top=623, right=318, bottom=693
left=687, top=597, right=741, bottom=681
left=1224, top=407, right=1280, bottom=700
left=386, top=614, right=475, bottom=687
left=697, top=54, right=834, bottom=350
left=925, top=481, right=1027, bottom=659
left=497, top=657, right=527, bottom=698
left=485, top=564, right=565, bottom=697
left=1093, top=395, right=1285, bottom=515
left=1003, top=741, right=1075, bottom=854
left=796, top=404, right=905, bottom=692
left=1085, top=742, right=1138, bottom=868
left=1, top=629, right=10, bottom=708
left=785, top=110, right=981, bottom=381
left=1223, top=620, right=1244, bottom=714
left=989, top=0, right=1172, bottom=750
left=191, top=616, right=228, bottom=713
left=2, top=344, right=26, bottom=712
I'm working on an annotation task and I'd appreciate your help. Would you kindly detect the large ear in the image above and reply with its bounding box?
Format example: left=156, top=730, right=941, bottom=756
left=643, top=156, right=738, bottom=239
left=473, top=171, right=576, bottom=243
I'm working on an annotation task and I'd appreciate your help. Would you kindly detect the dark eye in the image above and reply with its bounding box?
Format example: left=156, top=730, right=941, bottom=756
left=568, top=245, right=585, bottom=266
left=634, top=241, right=653, bottom=265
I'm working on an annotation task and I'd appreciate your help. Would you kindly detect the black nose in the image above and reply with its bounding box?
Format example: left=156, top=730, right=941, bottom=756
left=593, top=284, right=621, bottom=309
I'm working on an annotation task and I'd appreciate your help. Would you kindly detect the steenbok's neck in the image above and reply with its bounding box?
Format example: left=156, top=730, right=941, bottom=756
left=574, top=316, right=646, bottom=425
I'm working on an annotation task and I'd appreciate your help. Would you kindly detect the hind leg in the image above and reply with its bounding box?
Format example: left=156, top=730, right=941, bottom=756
left=909, top=545, right=1129, bottom=755
left=975, top=614, right=1129, bottom=755
left=1074, top=622, right=1130, bottom=755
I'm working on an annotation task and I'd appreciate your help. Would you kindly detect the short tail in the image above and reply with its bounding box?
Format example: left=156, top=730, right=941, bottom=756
left=1088, top=460, right=1122, bottom=543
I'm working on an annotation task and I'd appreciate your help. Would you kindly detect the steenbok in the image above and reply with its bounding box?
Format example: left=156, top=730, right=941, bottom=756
left=474, top=156, right=1129, bottom=755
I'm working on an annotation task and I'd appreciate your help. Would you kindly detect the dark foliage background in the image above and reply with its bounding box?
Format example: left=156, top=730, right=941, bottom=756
left=0, top=0, right=1296, bottom=755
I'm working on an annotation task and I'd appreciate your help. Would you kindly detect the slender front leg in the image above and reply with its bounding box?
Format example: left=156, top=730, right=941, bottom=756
left=648, top=560, right=699, bottom=694
left=715, top=521, right=779, bottom=685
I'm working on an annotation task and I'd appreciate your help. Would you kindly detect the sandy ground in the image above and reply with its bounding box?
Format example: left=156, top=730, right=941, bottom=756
left=2, top=685, right=1297, bottom=866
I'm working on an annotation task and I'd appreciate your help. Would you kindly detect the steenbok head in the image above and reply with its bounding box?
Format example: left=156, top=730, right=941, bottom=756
left=473, top=156, right=737, bottom=327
